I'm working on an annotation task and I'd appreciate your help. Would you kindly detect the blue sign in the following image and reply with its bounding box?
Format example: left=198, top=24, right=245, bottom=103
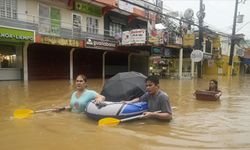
left=242, top=58, right=250, bottom=64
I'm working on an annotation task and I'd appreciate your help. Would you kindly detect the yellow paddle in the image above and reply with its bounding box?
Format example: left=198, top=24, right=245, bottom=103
left=13, top=107, right=65, bottom=119
left=98, top=110, right=161, bottom=126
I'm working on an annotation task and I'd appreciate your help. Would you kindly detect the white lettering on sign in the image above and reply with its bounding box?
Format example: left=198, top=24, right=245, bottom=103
left=0, top=33, right=33, bottom=41
left=86, top=38, right=116, bottom=48
left=190, top=50, right=203, bottom=62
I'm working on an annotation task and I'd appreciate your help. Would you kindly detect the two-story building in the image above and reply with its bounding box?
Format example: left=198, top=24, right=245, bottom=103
left=0, top=0, right=159, bottom=81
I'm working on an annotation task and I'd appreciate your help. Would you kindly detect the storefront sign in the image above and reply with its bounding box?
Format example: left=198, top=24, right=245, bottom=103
left=208, top=59, right=214, bottom=67
left=86, top=38, right=116, bottom=50
left=148, top=30, right=168, bottom=45
left=122, top=31, right=130, bottom=45
left=203, top=53, right=212, bottom=59
left=74, top=1, right=101, bottom=17
left=118, top=1, right=133, bottom=13
left=175, top=36, right=183, bottom=45
left=241, top=58, right=250, bottom=64
left=130, top=29, right=146, bottom=44
left=183, top=34, right=195, bottom=47
left=36, top=35, right=84, bottom=47
left=213, top=36, right=221, bottom=49
left=122, top=29, right=146, bottom=45
left=151, top=47, right=163, bottom=55
left=190, top=50, right=203, bottom=62
left=0, top=26, right=34, bottom=42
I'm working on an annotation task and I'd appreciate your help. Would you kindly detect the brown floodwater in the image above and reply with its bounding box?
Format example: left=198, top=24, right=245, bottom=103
left=0, top=75, right=250, bottom=150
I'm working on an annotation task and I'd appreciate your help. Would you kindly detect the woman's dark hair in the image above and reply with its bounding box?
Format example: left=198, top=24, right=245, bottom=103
left=209, top=79, right=218, bottom=91
left=146, top=75, right=159, bottom=85
left=77, top=74, right=87, bottom=82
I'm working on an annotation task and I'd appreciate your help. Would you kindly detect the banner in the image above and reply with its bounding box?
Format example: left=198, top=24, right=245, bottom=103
left=0, top=26, right=34, bottom=42
left=122, top=29, right=146, bottom=45
left=183, top=34, right=195, bottom=47
left=50, top=7, right=61, bottom=35
left=74, top=1, right=101, bottom=17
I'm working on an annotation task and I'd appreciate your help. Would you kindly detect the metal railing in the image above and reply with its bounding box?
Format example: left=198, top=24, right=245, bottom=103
left=0, top=11, right=116, bottom=41
left=0, top=11, right=182, bottom=46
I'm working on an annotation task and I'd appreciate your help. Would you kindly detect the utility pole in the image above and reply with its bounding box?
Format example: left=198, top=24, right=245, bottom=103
left=228, top=0, right=239, bottom=76
left=197, top=0, right=205, bottom=78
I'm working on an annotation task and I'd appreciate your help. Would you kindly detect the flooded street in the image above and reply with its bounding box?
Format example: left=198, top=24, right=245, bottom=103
left=0, top=75, right=250, bottom=150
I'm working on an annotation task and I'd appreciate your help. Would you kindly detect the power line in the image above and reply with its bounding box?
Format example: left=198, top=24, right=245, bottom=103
left=236, top=21, right=250, bottom=32
left=120, top=0, right=227, bottom=37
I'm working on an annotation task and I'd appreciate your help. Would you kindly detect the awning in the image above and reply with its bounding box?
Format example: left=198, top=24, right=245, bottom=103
left=109, top=16, right=127, bottom=25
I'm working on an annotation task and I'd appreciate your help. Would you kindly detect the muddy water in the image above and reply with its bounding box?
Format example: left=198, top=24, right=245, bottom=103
left=0, top=76, right=250, bottom=150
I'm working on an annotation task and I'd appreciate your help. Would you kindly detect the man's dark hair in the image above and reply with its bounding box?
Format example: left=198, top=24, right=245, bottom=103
left=146, top=75, right=159, bottom=85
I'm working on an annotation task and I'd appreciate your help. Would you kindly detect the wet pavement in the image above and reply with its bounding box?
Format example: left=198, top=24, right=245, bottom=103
left=0, top=75, right=250, bottom=150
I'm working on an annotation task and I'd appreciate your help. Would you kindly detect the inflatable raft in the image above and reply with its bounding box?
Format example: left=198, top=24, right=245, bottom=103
left=195, top=90, right=219, bottom=101
left=85, top=101, right=148, bottom=120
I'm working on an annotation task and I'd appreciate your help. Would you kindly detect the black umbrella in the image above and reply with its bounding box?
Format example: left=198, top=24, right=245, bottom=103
left=101, top=71, right=147, bottom=102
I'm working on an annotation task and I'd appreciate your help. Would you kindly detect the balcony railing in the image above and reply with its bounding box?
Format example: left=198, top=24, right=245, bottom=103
left=0, top=11, right=116, bottom=41
left=0, top=11, right=182, bottom=47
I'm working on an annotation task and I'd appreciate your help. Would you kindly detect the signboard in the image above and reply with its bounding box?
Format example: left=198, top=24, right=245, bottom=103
left=0, top=26, right=34, bottom=42
left=183, top=34, right=195, bottom=47
left=190, top=50, right=203, bottom=62
left=74, top=1, right=101, bottom=17
left=36, top=35, right=84, bottom=47
left=213, top=36, right=221, bottom=49
left=122, top=29, right=146, bottom=45
left=203, top=53, right=212, bottom=59
left=148, top=30, right=168, bottom=45
left=151, top=47, right=163, bottom=55
left=50, top=7, right=61, bottom=35
left=130, top=29, right=146, bottom=44
left=208, top=59, right=214, bottom=67
left=118, top=1, right=133, bottom=13
left=122, top=31, right=130, bottom=45
left=86, top=38, right=116, bottom=50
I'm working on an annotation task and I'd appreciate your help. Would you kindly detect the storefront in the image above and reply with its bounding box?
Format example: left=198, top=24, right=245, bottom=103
left=149, top=47, right=180, bottom=78
left=0, top=26, right=34, bottom=80
left=30, top=34, right=84, bottom=80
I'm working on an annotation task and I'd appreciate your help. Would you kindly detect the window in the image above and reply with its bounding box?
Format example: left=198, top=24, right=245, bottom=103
left=39, top=4, right=61, bottom=35
left=0, top=0, right=17, bottom=19
left=205, top=39, right=212, bottom=54
left=86, top=17, right=98, bottom=34
left=109, top=22, right=122, bottom=36
left=72, top=13, right=82, bottom=38
left=0, top=45, right=17, bottom=68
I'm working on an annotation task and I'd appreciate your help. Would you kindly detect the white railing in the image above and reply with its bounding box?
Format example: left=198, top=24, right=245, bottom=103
left=0, top=11, right=116, bottom=40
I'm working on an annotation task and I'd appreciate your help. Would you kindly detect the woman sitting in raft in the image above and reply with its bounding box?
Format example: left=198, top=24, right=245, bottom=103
left=208, top=79, right=222, bottom=99
left=54, top=74, right=105, bottom=113
left=194, top=79, right=222, bottom=100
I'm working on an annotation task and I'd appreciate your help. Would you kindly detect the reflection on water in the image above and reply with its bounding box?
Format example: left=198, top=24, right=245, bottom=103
left=1, top=76, right=250, bottom=150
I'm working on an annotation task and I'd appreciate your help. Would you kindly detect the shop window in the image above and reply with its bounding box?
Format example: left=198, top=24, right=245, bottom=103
left=109, top=22, right=122, bottom=36
left=0, top=46, right=16, bottom=68
left=0, top=0, right=17, bottom=19
left=39, top=4, right=61, bottom=35
left=205, top=39, right=212, bottom=54
left=86, top=17, right=99, bottom=34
